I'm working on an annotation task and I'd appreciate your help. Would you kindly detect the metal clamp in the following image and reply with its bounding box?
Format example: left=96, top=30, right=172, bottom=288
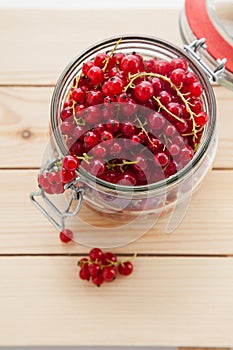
left=184, top=38, right=227, bottom=82
left=30, top=178, right=84, bottom=231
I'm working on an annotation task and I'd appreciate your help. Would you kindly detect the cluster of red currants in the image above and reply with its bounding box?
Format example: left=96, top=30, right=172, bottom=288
left=57, top=38, right=208, bottom=187
left=37, top=155, right=80, bottom=194
left=78, top=248, right=134, bottom=287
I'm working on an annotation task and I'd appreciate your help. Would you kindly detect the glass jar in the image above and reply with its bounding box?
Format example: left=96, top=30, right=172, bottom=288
left=30, top=35, right=218, bottom=248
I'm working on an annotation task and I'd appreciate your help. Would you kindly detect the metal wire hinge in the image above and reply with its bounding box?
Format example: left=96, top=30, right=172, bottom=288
left=184, top=38, right=227, bottom=82
left=30, top=177, right=84, bottom=231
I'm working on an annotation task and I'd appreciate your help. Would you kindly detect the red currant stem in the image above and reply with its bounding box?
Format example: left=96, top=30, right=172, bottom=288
left=135, top=116, right=156, bottom=148
left=152, top=96, right=185, bottom=124
left=73, top=72, right=83, bottom=90
left=102, top=36, right=123, bottom=72
left=68, top=100, right=85, bottom=126
left=105, top=159, right=139, bottom=171
left=182, top=126, right=204, bottom=137
left=161, top=134, right=168, bottom=150
left=73, top=115, right=85, bottom=126
left=67, top=72, right=83, bottom=101
left=119, top=252, right=137, bottom=266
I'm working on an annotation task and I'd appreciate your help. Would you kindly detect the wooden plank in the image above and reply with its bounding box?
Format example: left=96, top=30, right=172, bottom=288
left=0, top=256, right=233, bottom=346
left=0, top=9, right=182, bottom=85
left=0, top=87, right=51, bottom=168
left=0, top=86, right=232, bottom=168
left=0, top=169, right=233, bottom=255
left=215, top=87, right=233, bottom=168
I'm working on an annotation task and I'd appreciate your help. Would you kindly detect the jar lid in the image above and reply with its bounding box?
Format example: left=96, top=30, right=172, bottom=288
left=180, top=0, right=233, bottom=90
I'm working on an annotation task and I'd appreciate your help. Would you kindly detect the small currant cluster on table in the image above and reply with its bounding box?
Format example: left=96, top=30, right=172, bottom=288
left=58, top=230, right=134, bottom=286
left=38, top=37, right=208, bottom=192
left=78, top=247, right=134, bottom=287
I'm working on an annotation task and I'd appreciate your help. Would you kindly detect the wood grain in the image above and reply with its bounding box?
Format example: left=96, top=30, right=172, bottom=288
left=0, top=9, right=182, bottom=85
left=1, top=7, right=233, bottom=347
left=0, top=169, right=233, bottom=255
left=0, top=87, right=51, bottom=167
left=0, top=86, right=232, bottom=168
left=0, top=256, right=233, bottom=347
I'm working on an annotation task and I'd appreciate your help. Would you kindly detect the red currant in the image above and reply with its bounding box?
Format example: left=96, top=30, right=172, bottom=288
left=59, top=229, right=73, bottom=243
left=62, top=155, right=79, bottom=171
left=102, top=266, right=117, bottom=282
left=89, top=248, right=103, bottom=262
left=120, top=54, right=140, bottom=74
left=134, top=81, right=153, bottom=102
left=71, top=88, right=85, bottom=103
left=118, top=261, right=133, bottom=276
left=92, top=273, right=104, bottom=287
left=87, top=66, right=104, bottom=85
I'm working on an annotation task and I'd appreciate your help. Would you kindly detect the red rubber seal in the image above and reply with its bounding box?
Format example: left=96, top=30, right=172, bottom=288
left=185, top=0, right=233, bottom=73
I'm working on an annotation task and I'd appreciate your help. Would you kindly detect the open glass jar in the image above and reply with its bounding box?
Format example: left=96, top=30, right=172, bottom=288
left=30, top=34, right=221, bottom=248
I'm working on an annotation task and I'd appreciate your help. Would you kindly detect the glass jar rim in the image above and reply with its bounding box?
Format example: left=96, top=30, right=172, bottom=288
left=50, top=34, right=216, bottom=193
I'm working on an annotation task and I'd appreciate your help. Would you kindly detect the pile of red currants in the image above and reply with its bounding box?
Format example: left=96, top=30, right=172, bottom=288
left=38, top=37, right=208, bottom=193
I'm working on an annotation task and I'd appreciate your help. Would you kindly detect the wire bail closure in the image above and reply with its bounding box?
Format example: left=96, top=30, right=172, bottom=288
left=184, top=38, right=227, bottom=82
left=30, top=178, right=84, bottom=231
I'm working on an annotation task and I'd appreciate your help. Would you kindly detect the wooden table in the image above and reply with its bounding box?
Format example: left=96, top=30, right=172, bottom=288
left=0, top=6, right=233, bottom=348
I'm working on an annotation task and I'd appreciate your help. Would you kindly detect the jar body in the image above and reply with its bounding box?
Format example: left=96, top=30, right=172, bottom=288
left=37, top=35, right=217, bottom=243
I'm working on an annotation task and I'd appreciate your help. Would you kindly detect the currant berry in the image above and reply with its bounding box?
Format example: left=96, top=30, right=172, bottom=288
left=121, top=122, right=135, bottom=137
left=61, top=169, right=76, bottom=183
left=87, top=66, right=104, bottom=85
left=89, top=248, right=103, bottom=262
left=94, top=52, right=108, bottom=68
left=189, top=81, right=203, bottom=97
left=48, top=171, right=60, bottom=185
left=92, top=273, right=104, bottom=287
left=61, top=122, right=75, bottom=137
left=79, top=265, right=91, bottom=281
left=62, top=155, right=79, bottom=171
left=194, top=111, right=208, bottom=127
left=158, top=90, right=172, bottom=105
left=71, top=88, right=85, bottom=103
left=132, top=154, right=148, bottom=171
left=170, top=57, right=188, bottom=71
left=102, top=266, right=117, bottom=282
left=106, top=119, right=120, bottom=133
left=119, top=171, right=137, bottom=186
left=148, top=112, right=165, bottom=130
left=84, top=131, right=99, bottom=148
left=86, top=90, right=104, bottom=106
left=92, top=144, right=107, bottom=158
left=89, top=159, right=106, bottom=176
left=82, top=61, right=94, bottom=76
left=38, top=172, right=50, bottom=190
left=89, top=263, right=101, bottom=277
left=154, top=60, right=171, bottom=75
left=78, top=257, right=89, bottom=268
left=170, top=68, right=186, bottom=86
left=100, top=130, right=114, bottom=142
left=154, top=152, right=169, bottom=167
left=59, top=229, right=73, bottom=243
left=134, top=81, right=153, bottom=102
left=118, top=261, right=133, bottom=276
left=61, top=107, right=73, bottom=121
left=102, top=252, right=117, bottom=265
left=120, top=54, right=140, bottom=74
left=105, top=76, right=124, bottom=95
